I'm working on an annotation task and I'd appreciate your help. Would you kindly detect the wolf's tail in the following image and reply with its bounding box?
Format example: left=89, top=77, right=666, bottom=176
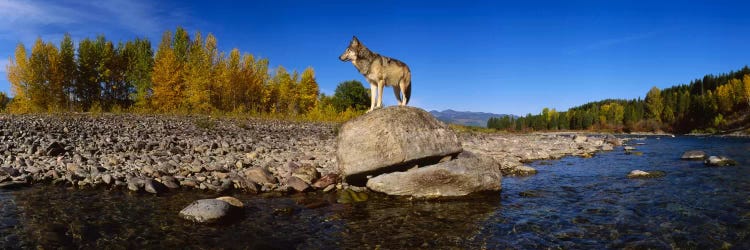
left=404, top=71, right=412, bottom=105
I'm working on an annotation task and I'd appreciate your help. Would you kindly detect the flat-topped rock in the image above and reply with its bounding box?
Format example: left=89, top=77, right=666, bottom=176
left=681, top=150, right=706, bottom=160
left=366, top=156, right=501, bottom=198
left=337, top=106, right=462, bottom=184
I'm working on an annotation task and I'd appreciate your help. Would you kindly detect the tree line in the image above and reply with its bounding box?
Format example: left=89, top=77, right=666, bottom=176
left=4, top=27, right=369, bottom=121
left=489, top=66, right=750, bottom=133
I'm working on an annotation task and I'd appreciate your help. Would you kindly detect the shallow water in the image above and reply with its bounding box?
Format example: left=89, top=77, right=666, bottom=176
left=1, top=136, right=749, bottom=249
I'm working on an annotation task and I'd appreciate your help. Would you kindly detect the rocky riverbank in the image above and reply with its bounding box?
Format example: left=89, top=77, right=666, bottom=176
left=0, top=114, right=622, bottom=193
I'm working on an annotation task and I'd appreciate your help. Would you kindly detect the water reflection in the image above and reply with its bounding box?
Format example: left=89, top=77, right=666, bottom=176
left=5, top=185, right=500, bottom=249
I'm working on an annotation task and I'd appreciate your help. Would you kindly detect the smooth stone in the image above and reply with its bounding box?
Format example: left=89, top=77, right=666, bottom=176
left=705, top=156, right=737, bottom=166
left=312, top=173, right=340, bottom=189
left=215, top=196, right=244, bottom=208
left=286, top=176, right=310, bottom=192
left=337, top=106, right=463, bottom=184
left=366, top=156, right=502, bottom=198
left=627, top=170, right=666, bottom=179
left=507, top=165, right=538, bottom=177
left=0, top=180, right=28, bottom=189
left=160, top=176, right=180, bottom=189
left=681, top=150, right=706, bottom=160
left=291, top=163, right=319, bottom=184
left=243, top=167, right=277, bottom=185
left=179, top=199, right=233, bottom=223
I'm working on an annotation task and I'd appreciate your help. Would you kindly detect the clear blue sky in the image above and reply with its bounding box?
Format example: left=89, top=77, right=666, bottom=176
left=1, top=0, right=748, bottom=115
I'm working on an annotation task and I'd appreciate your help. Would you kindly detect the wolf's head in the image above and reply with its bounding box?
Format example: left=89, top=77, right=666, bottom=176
left=339, top=36, right=362, bottom=62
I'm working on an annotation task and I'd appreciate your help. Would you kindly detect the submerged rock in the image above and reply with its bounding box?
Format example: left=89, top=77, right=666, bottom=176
left=704, top=156, right=737, bottom=166
left=627, top=170, right=666, bottom=179
left=336, top=188, right=369, bottom=204
left=337, top=106, right=463, bottom=184
left=312, top=173, right=339, bottom=189
left=681, top=150, right=706, bottom=160
left=366, top=156, right=502, bottom=198
left=506, top=165, right=538, bottom=177
left=179, top=198, right=238, bottom=223
left=215, top=196, right=244, bottom=208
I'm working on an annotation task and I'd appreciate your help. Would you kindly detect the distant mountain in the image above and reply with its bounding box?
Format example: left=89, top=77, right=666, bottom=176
left=429, top=109, right=515, bottom=127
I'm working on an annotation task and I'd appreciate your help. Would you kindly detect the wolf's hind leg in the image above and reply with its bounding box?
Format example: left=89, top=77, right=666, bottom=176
left=393, top=86, right=402, bottom=105
left=399, top=82, right=408, bottom=106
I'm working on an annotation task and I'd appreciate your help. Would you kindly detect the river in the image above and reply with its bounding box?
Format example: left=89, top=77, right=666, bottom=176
left=1, top=136, right=748, bottom=249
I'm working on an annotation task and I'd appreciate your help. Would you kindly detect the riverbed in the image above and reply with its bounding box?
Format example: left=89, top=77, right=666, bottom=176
left=1, top=135, right=748, bottom=248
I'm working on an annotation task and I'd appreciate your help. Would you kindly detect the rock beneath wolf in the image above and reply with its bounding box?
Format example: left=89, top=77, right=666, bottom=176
left=337, top=106, right=463, bottom=184
left=680, top=150, right=706, bottom=160
left=366, top=156, right=502, bottom=198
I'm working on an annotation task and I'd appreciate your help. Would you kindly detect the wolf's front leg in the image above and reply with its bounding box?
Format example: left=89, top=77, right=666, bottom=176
left=369, top=82, right=377, bottom=112
left=377, top=81, right=385, bottom=108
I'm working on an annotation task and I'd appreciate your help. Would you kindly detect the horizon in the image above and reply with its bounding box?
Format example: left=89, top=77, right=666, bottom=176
left=1, top=0, right=749, bottom=116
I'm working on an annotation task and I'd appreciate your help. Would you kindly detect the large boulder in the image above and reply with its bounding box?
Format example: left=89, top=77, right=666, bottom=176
left=366, top=156, right=502, bottom=198
left=337, top=106, right=462, bottom=184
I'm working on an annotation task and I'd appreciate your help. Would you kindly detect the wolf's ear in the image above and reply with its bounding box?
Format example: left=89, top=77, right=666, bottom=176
left=351, top=36, right=360, bottom=45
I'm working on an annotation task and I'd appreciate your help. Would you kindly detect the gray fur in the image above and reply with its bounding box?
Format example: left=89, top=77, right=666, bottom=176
left=339, top=36, right=412, bottom=111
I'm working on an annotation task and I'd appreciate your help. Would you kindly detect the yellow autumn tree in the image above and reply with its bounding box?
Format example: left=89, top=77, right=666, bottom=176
left=6, top=43, right=32, bottom=113
left=184, top=31, right=213, bottom=113
left=151, top=31, right=183, bottom=112
left=239, top=53, right=265, bottom=112
left=743, top=74, right=750, bottom=109
left=297, top=67, right=319, bottom=114
left=716, top=83, right=733, bottom=114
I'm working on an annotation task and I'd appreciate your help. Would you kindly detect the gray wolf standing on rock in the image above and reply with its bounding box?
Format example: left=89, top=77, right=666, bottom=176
left=339, top=36, right=412, bottom=112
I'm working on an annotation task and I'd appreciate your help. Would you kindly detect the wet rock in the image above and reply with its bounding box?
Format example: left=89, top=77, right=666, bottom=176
left=623, top=146, right=636, bottom=151
left=216, top=196, right=244, bottom=208
left=337, top=106, right=462, bottom=184
left=680, top=150, right=706, bottom=160
left=507, top=165, right=538, bottom=177
left=367, top=156, right=502, bottom=198
left=627, top=170, right=666, bottom=179
left=312, top=173, right=339, bottom=189
left=0, top=180, right=28, bottom=189
left=160, top=176, right=180, bottom=189
left=704, top=156, right=737, bottom=166
left=291, top=163, right=319, bottom=184
left=101, top=174, right=113, bottom=185
left=604, top=134, right=622, bottom=146
left=179, top=199, right=235, bottom=223
left=286, top=176, right=310, bottom=192
left=143, top=178, right=164, bottom=194
left=127, top=177, right=145, bottom=192
left=336, top=188, right=369, bottom=204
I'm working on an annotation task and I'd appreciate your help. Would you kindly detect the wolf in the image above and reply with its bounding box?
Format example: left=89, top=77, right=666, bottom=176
left=339, top=36, right=412, bottom=111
